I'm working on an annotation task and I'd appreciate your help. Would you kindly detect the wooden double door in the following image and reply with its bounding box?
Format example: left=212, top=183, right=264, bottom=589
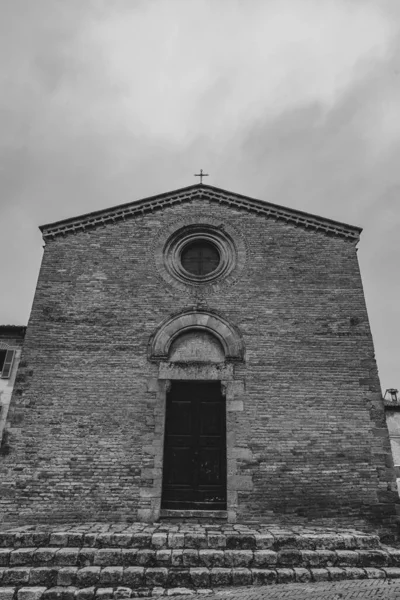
left=161, top=381, right=227, bottom=510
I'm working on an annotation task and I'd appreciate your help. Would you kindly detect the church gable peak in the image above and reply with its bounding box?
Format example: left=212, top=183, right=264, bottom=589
left=40, top=183, right=362, bottom=242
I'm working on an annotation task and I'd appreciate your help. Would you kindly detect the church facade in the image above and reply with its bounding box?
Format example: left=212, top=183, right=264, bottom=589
left=0, top=184, right=398, bottom=530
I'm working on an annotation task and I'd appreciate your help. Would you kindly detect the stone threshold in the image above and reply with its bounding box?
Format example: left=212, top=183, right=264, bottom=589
left=159, top=510, right=228, bottom=521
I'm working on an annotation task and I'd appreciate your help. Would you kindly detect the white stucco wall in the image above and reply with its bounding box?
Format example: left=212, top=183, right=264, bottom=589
left=0, top=346, right=22, bottom=444
left=386, top=410, right=400, bottom=496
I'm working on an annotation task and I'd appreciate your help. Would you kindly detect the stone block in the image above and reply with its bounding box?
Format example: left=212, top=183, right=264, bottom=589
left=310, top=550, right=336, bottom=567
left=231, top=568, right=251, bottom=586
left=310, top=568, right=330, bottom=582
left=198, top=550, right=224, bottom=568
left=43, top=587, right=77, bottom=600
left=224, top=550, right=253, bottom=568
left=75, top=588, right=95, bottom=600
left=227, top=401, right=243, bottom=412
left=277, top=549, right=303, bottom=567
left=184, top=534, right=207, bottom=549
left=0, top=549, right=10, bottom=567
left=10, top=549, right=34, bottom=566
left=251, top=569, right=277, bottom=585
left=326, top=567, right=347, bottom=581
left=99, top=567, right=123, bottom=586
left=67, top=534, right=83, bottom=547
left=34, top=549, right=56, bottom=565
left=121, top=550, right=138, bottom=567
left=388, top=549, right=400, bottom=566
left=171, top=551, right=184, bottom=567
left=55, top=549, right=80, bottom=567
left=358, top=550, right=389, bottom=567
left=83, top=535, right=97, bottom=548
left=0, top=534, right=14, bottom=548
left=131, top=535, right=151, bottom=549
left=383, top=567, right=400, bottom=579
left=231, top=448, right=252, bottom=460
left=210, top=568, right=232, bottom=587
left=95, top=536, right=113, bottom=549
left=151, top=534, right=167, bottom=550
left=167, top=570, right=191, bottom=588
left=276, top=568, right=295, bottom=583
left=335, top=550, right=359, bottom=566
left=3, top=567, right=31, bottom=585
left=293, top=568, right=311, bottom=582
left=167, top=534, right=185, bottom=549
left=145, top=568, right=168, bottom=587
left=341, top=567, right=367, bottom=580
left=190, top=567, right=210, bottom=588
left=147, top=378, right=159, bottom=392
left=94, top=550, right=122, bottom=567
left=0, top=589, right=15, bottom=600
left=252, top=551, right=277, bottom=568
left=254, top=534, right=274, bottom=550
left=77, top=549, right=96, bottom=568
left=364, top=567, right=386, bottom=579
left=76, top=567, right=101, bottom=587
left=112, top=535, right=132, bottom=549
left=113, top=588, right=131, bottom=599
left=182, top=550, right=199, bottom=568
left=121, top=567, right=145, bottom=588
left=95, top=589, right=113, bottom=600
left=49, top=533, right=69, bottom=547
left=206, top=534, right=225, bottom=549
left=155, top=550, right=171, bottom=567
left=135, top=550, right=155, bottom=567
left=18, top=589, right=47, bottom=600
left=57, top=567, right=78, bottom=586
left=166, top=588, right=193, bottom=596
left=151, top=588, right=165, bottom=597
left=29, top=567, right=58, bottom=587
left=225, top=535, right=255, bottom=550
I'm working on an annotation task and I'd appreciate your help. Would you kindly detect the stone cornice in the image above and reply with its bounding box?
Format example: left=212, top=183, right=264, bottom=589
left=40, top=184, right=362, bottom=242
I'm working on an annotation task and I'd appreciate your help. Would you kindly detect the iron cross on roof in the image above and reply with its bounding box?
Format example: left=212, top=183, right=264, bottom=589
left=194, top=169, right=209, bottom=185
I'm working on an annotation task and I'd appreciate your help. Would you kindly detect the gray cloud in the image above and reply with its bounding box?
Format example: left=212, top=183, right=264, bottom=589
left=0, top=0, right=399, bottom=388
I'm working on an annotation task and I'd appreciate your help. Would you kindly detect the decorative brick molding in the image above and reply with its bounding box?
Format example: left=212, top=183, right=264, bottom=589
left=148, top=309, right=245, bottom=362
left=40, top=184, right=361, bottom=242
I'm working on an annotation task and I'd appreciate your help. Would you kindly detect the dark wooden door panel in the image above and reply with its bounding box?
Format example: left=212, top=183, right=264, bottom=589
left=162, top=381, right=226, bottom=510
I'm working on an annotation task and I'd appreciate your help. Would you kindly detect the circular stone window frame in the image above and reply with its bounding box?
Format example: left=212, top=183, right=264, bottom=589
left=165, top=226, right=235, bottom=285
left=152, top=213, right=248, bottom=294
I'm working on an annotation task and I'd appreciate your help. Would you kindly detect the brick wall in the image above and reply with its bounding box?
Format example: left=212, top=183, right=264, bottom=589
left=0, top=197, right=397, bottom=530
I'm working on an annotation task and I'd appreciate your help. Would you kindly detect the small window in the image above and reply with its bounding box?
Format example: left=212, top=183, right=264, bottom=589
left=0, top=350, right=15, bottom=379
left=181, top=241, right=220, bottom=276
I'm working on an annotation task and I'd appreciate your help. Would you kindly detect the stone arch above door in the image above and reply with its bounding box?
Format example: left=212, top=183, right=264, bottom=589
left=148, top=309, right=245, bottom=362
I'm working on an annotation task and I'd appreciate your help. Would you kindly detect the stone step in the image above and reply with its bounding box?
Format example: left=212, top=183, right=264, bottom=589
left=0, top=547, right=399, bottom=570
left=1, top=566, right=400, bottom=596
left=0, top=531, right=381, bottom=552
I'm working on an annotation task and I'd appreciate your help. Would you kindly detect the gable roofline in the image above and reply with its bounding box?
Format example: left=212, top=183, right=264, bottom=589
left=39, top=183, right=362, bottom=242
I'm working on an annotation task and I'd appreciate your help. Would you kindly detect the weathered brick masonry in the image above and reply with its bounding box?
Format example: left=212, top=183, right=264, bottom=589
left=0, top=184, right=398, bottom=531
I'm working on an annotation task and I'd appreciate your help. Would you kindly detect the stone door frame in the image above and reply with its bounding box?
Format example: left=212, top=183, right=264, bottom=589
left=139, top=310, right=248, bottom=523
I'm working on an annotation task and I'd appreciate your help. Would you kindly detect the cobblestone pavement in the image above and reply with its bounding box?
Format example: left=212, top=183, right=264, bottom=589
left=158, top=579, right=400, bottom=599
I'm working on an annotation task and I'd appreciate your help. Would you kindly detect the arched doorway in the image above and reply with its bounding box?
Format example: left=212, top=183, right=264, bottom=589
left=144, top=309, right=245, bottom=520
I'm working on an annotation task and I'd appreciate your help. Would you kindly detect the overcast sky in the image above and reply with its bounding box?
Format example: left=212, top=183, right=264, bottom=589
left=0, top=0, right=399, bottom=391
